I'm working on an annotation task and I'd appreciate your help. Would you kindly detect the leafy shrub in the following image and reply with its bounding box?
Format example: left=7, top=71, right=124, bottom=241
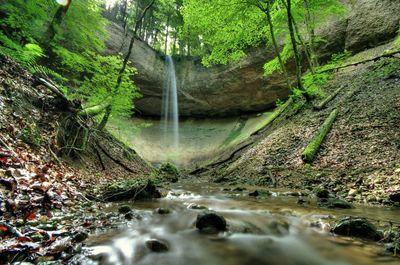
left=160, top=162, right=179, bottom=175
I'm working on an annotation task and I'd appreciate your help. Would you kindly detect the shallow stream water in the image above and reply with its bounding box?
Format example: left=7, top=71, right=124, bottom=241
left=76, top=183, right=400, bottom=265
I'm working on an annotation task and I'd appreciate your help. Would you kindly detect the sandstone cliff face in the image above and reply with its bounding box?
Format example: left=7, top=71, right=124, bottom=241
left=105, top=0, right=400, bottom=117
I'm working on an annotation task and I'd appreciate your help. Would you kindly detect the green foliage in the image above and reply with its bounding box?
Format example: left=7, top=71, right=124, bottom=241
left=160, top=162, right=179, bottom=175
left=79, top=53, right=140, bottom=118
left=182, top=0, right=345, bottom=68
left=394, top=25, right=400, bottom=49
left=21, top=123, right=42, bottom=148
left=298, top=50, right=352, bottom=99
left=264, top=40, right=293, bottom=76
left=183, top=0, right=266, bottom=66
left=1, top=0, right=141, bottom=123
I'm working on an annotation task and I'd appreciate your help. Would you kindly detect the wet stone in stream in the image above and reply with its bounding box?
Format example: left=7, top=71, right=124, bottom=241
left=333, top=217, right=383, bottom=241
left=118, top=205, right=132, bottom=214
left=195, top=211, right=227, bottom=234
left=145, top=239, right=170, bottom=252
left=318, top=198, right=353, bottom=209
left=156, top=207, right=171, bottom=214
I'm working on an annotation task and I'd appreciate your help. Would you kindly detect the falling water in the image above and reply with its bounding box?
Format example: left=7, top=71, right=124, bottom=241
left=161, top=55, right=179, bottom=151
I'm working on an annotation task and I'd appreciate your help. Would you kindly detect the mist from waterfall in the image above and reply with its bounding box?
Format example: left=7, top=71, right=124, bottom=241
left=161, top=55, right=179, bottom=152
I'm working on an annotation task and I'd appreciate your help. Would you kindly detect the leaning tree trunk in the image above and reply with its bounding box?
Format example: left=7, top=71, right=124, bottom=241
left=43, top=0, right=72, bottom=49
left=98, top=0, right=156, bottom=131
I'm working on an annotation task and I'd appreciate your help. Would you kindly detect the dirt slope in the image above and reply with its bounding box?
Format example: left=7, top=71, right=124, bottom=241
left=203, top=44, right=400, bottom=204
left=0, top=54, right=155, bottom=203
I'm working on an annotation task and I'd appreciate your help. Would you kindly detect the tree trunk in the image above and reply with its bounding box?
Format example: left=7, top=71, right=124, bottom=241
left=98, top=0, right=156, bottom=131
left=264, top=2, right=290, bottom=88
left=172, top=30, right=177, bottom=54
left=303, top=0, right=318, bottom=67
left=43, top=0, right=72, bottom=49
left=164, top=15, right=170, bottom=54
left=285, top=0, right=304, bottom=92
left=289, top=11, right=314, bottom=74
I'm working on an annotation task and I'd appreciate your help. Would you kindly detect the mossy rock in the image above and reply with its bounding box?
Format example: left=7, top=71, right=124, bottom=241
left=99, top=179, right=161, bottom=201
left=318, top=198, right=353, bottom=209
left=332, top=217, right=382, bottom=241
left=159, top=162, right=179, bottom=183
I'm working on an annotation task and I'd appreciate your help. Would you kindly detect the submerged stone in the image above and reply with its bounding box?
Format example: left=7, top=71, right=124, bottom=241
left=332, top=217, right=382, bottom=241
left=248, top=190, right=259, bottom=197
left=72, top=231, right=89, bottom=243
left=318, top=198, right=353, bottom=209
left=315, top=188, right=330, bottom=198
left=188, top=203, right=208, bottom=210
left=156, top=208, right=171, bottom=214
left=145, top=239, right=169, bottom=252
left=195, top=211, right=227, bottom=234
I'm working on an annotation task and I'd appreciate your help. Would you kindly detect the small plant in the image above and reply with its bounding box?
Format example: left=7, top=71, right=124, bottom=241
left=160, top=162, right=179, bottom=176
left=21, top=123, right=42, bottom=148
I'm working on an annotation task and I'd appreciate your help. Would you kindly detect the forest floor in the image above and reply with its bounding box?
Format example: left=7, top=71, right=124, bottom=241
left=0, top=55, right=163, bottom=262
left=201, top=43, right=400, bottom=206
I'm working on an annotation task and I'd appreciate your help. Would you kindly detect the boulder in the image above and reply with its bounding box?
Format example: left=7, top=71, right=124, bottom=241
left=248, top=190, right=259, bottom=197
left=388, top=190, right=400, bottom=203
left=195, top=211, right=227, bottom=234
left=332, top=217, right=382, bottom=241
left=315, top=188, right=330, bottom=199
left=145, top=239, right=169, bottom=252
left=118, top=205, right=131, bottom=214
left=156, top=208, right=171, bottom=215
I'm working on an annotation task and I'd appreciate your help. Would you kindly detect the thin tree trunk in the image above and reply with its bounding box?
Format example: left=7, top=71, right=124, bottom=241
left=172, top=30, right=177, bottom=54
left=264, top=2, right=290, bottom=88
left=285, top=0, right=304, bottom=92
left=164, top=15, right=170, bottom=54
left=289, top=9, right=314, bottom=73
left=98, top=0, right=156, bottom=131
left=121, top=0, right=129, bottom=32
left=152, top=29, right=159, bottom=46
left=303, top=0, right=318, bottom=67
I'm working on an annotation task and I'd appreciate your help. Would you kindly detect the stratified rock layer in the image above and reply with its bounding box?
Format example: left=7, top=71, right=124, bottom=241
left=105, top=0, right=400, bottom=117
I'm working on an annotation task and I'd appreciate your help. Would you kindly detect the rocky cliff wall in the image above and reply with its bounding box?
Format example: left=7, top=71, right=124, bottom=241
left=105, top=0, right=400, bottom=117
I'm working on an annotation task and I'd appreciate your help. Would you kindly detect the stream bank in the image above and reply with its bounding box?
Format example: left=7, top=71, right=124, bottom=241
left=196, top=43, right=400, bottom=206
left=66, top=183, right=400, bottom=265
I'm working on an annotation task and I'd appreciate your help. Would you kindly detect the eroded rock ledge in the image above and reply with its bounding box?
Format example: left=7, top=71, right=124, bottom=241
left=105, top=0, right=400, bottom=117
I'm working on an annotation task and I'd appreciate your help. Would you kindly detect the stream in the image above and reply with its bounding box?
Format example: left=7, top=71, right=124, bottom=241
left=72, top=183, right=400, bottom=265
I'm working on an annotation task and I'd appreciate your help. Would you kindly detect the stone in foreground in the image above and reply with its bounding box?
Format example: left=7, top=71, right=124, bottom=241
left=145, top=239, right=169, bottom=252
left=332, top=217, right=382, bottom=241
left=195, top=211, right=227, bottom=234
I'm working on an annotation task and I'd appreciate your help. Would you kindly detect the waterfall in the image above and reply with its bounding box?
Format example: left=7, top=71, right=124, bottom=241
left=161, top=55, right=179, bottom=151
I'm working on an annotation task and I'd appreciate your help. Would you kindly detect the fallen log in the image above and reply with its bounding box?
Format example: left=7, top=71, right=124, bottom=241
left=37, top=77, right=69, bottom=102
left=78, top=99, right=111, bottom=117
left=251, top=97, right=294, bottom=136
left=319, top=50, right=400, bottom=73
left=314, top=85, right=344, bottom=110
left=302, top=109, right=338, bottom=163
